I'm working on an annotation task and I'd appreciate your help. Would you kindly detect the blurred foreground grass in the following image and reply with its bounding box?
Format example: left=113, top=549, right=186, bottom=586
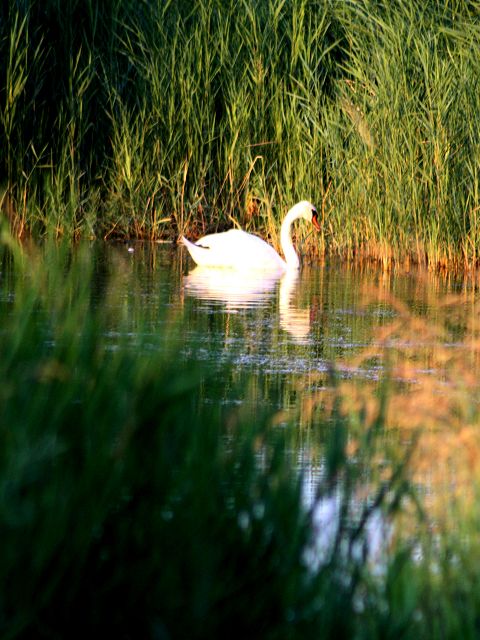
left=1, top=238, right=480, bottom=638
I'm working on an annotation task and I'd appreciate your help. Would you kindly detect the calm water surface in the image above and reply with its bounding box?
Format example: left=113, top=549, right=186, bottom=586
left=93, top=243, right=480, bottom=521
left=12, top=241, right=478, bottom=534
left=96, top=242, right=473, bottom=387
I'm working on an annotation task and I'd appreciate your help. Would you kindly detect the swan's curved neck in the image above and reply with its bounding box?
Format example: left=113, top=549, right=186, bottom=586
left=280, top=207, right=301, bottom=269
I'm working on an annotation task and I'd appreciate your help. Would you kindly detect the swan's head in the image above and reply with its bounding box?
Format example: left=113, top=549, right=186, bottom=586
left=291, top=200, right=321, bottom=231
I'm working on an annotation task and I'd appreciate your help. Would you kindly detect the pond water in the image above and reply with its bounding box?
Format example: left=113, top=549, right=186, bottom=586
left=96, top=241, right=473, bottom=386
left=5, top=240, right=480, bottom=538
left=74, top=242, right=480, bottom=525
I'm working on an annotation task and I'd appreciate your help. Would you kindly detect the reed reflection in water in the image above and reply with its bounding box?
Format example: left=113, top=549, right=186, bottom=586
left=181, top=249, right=480, bottom=527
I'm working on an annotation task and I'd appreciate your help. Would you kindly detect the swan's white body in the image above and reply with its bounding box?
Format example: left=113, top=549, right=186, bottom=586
left=181, top=200, right=319, bottom=272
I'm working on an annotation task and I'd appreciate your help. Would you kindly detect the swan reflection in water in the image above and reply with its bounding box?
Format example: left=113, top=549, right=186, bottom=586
left=278, top=270, right=311, bottom=342
left=183, top=266, right=312, bottom=342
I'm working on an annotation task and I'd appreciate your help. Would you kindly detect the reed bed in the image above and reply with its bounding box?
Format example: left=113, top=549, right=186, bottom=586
left=1, top=0, right=480, bottom=268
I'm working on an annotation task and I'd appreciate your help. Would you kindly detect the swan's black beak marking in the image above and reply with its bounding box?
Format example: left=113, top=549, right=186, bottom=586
left=312, top=208, right=321, bottom=231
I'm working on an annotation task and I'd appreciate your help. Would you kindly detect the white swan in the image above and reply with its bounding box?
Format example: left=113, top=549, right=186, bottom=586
left=180, top=200, right=320, bottom=271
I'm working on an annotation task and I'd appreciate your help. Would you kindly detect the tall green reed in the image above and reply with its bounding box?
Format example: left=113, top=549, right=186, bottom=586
left=2, top=1, right=480, bottom=266
left=329, top=0, right=480, bottom=267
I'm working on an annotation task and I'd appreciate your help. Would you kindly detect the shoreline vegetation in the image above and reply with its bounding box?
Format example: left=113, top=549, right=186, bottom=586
left=2, top=1, right=480, bottom=270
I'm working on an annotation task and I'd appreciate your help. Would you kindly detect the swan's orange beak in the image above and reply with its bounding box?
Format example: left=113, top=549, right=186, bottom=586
left=312, top=209, right=321, bottom=231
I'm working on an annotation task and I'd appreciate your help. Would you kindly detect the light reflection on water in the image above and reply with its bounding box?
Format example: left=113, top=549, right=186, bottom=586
left=30, top=242, right=480, bottom=536
left=92, top=241, right=477, bottom=403
left=175, top=246, right=480, bottom=534
left=4, top=240, right=479, bottom=566
left=183, top=265, right=280, bottom=308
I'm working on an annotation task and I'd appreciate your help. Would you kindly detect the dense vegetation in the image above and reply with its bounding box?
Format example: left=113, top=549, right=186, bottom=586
left=2, top=0, right=480, bottom=267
